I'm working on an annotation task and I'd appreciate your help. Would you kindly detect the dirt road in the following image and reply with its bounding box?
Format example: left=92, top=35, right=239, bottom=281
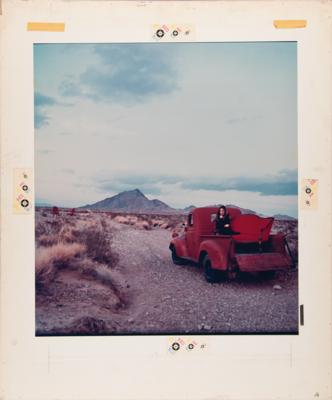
left=36, top=218, right=298, bottom=335
left=112, top=222, right=298, bottom=334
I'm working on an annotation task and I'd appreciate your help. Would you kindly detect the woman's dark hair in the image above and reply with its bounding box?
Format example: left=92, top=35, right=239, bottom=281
left=217, top=205, right=227, bottom=220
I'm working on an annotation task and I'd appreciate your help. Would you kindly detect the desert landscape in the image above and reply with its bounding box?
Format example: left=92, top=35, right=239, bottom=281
left=34, top=42, right=298, bottom=336
left=35, top=194, right=298, bottom=336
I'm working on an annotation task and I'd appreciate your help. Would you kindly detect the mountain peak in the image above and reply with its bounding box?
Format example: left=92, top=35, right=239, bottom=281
left=132, top=188, right=145, bottom=196
left=80, top=188, right=175, bottom=213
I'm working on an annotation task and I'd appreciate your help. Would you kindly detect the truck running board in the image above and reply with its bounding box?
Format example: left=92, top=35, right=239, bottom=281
left=235, top=252, right=292, bottom=272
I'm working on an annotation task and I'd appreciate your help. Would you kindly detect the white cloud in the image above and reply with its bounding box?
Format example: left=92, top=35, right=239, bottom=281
left=34, top=42, right=297, bottom=216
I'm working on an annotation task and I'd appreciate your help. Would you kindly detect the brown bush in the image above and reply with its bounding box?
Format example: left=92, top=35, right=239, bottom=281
left=67, top=316, right=108, bottom=334
left=37, top=233, right=59, bottom=247
left=35, top=213, right=120, bottom=302
left=135, top=221, right=151, bottom=230
left=113, top=216, right=129, bottom=224
left=36, top=242, right=86, bottom=292
left=72, top=226, right=119, bottom=266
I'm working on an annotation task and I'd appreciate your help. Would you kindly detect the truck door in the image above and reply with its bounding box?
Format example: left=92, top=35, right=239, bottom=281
left=185, top=213, right=197, bottom=259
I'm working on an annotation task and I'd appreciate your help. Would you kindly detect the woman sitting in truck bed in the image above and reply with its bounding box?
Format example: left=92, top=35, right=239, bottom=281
left=215, top=205, right=239, bottom=235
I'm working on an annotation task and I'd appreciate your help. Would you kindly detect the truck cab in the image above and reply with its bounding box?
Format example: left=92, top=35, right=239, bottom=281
left=169, top=206, right=293, bottom=282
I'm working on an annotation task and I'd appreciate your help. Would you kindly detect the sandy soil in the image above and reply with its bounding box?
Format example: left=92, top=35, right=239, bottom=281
left=36, top=217, right=298, bottom=335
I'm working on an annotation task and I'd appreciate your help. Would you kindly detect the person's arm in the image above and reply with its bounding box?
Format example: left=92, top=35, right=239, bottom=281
left=215, top=219, right=221, bottom=234
left=224, top=215, right=230, bottom=228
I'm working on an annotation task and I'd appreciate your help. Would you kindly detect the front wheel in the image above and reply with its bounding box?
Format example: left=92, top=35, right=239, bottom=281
left=203, top=254, right=220, bottom=283
left=171, top=247, right=187, bottom=265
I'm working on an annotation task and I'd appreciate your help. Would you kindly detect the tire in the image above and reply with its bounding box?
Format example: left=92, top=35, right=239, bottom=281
left=260, top=270, right=276, bottom=279
left=203, top=254, right=220, bottom=283
left=171, top=247, right=187, bottom=265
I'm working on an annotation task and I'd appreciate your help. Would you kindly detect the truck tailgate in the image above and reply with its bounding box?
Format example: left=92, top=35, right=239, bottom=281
left=235, top=253, right=292, bottom=272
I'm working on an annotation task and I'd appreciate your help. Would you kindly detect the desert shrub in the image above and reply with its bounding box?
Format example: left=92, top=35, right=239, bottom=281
left=80, top=262, right=127, bottom=307
left=46, top=219, right=62, bottom=233
left=36, top=242, right=86, bottom=292
left=58, top=225, right=76, bottom=243
left=35, top=261, right=56, bottom=293
left=36, top=219, right=76, bottom=246
left=113, top=216, right=129, bottom=224
left=36, top=242, right=85, bottom=270
left=72, top=226, right=118, bottom=266
left=271, top=220, right=298, bottom=264
left=37, top=233, right=60, bottom=247
left=35, top=220, right=51, bottom=238
left=68, top=316, right=108, bottom=334
left=135, top=221, right=151, bottom=230
left=100, top=218, right=107, bottom=230
left=35, top=213, right=120, bottom=299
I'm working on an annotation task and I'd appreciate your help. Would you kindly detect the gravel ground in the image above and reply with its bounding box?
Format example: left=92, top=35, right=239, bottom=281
left=110, top=222, right=298, bottom=334
left=36, top=219, right=298, bottom=335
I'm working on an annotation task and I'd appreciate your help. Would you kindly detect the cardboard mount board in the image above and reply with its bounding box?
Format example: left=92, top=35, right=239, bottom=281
left=0, top=1, right=331, bottom=399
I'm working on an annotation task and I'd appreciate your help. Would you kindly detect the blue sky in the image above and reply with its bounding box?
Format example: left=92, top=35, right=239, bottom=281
left=34, top=42, right=298, bottom=216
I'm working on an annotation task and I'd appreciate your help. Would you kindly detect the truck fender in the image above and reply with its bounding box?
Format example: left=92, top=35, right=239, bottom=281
left=198, top=239, right=232, bottom=271
left=169, top=236, right=188, bottom=258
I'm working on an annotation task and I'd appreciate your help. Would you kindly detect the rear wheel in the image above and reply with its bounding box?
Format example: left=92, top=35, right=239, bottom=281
left=203, top=254, right=220, bottom=283
left=171, top=247, right=187, bottom=265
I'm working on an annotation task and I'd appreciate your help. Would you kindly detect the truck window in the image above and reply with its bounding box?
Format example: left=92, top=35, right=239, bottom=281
left=188, top=213, right=194, bottom=226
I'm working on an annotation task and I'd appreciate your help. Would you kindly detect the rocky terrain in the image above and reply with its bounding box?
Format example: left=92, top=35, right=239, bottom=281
left=35, top=208, right=298, bottom=335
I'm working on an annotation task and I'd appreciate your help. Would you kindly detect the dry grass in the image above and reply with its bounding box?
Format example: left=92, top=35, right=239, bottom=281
left=77, top=261, right=128, bottom=307
left=109, top=211, right=185, bottom=230
left=72, top=225, right=118, bottom=265
left=35, top=212, right=119, bottom=294
left=36, top=242, right=85, bottom=291
left=35, top=208, right=185, bottom=300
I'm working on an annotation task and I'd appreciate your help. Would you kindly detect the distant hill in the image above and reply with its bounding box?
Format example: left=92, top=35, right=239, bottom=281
left=80, top=189, right=297, bottom=219
left=227, top=205, right=296, bottom=220
left=80, top=189, right=177, bottom=213
left=273, top=214, right=297, bottom=221
left=184, top=205, right=196, bottom=212
left=36, top=202, right=52, bottom=207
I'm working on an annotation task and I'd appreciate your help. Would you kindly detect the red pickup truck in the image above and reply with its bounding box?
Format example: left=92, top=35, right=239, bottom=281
left=169, top=206, right=294, bottom=282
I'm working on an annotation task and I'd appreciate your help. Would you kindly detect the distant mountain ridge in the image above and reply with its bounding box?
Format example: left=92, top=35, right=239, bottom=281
left=273, top=214, right=297, bottom=221
left=80, top=188, right=176, bottom=213
left=79, top=189, right=297, bottom=220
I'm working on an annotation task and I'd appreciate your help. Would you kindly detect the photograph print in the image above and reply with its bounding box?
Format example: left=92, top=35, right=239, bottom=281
left=34, top=42, right=298, bottom=335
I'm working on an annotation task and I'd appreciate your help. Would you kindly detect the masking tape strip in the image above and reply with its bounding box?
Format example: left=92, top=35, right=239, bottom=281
left=274, top=20, right=307, bottom=29
left=27, top=22, right=65, bottom=32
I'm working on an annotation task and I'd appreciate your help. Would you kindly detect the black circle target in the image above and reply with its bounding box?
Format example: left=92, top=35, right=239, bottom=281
left=156, top=29, right=165, bottom=38
left=172, top=342, right=180, bottom=351
left=21, top=199, right=29, bottom=208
